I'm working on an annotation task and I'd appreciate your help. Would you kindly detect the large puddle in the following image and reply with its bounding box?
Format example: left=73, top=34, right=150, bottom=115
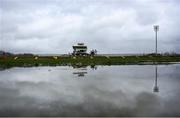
left=0, top=64, right=180, bottom=116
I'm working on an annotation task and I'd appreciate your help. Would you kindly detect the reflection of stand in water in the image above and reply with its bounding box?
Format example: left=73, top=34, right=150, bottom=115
left=73, top=65, right=97, bottom=77
left=73, top=71, right=87, bottom=77
left=153, top=65, right=159, bottom=92
left=73, top=66, right=87, bottom=77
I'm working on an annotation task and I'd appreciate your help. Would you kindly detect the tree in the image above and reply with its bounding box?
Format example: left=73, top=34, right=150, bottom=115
left=90, top=49, right=97, bottom=56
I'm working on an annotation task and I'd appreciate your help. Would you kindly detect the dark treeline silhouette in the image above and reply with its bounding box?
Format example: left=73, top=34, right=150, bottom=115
left=0, top=51, right=34, bottom=57
left=0, top=50, right=180, bottom=57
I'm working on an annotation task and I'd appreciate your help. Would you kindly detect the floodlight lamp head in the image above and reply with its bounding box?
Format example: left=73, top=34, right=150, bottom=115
left=154, top=25, right=159, bottom=32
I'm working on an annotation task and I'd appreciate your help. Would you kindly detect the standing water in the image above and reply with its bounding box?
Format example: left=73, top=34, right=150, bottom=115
left=0, top=64, right=180, bottom=116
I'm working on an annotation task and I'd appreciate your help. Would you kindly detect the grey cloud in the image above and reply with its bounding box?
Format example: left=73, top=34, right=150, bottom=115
left=0, top=0, right=180, bottom=54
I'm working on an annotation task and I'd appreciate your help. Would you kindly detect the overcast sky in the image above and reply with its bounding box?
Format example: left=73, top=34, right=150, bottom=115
left=0, top=0, right=180, bottom=54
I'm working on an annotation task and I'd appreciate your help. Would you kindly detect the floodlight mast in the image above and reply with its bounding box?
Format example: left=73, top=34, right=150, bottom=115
left=154, top=25, right=159, bottom=56
left=153, top=25, right=160, bottom=92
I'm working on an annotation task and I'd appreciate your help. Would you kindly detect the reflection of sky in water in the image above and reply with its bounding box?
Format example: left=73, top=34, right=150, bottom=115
left=0, top=65, right=180, bottom=116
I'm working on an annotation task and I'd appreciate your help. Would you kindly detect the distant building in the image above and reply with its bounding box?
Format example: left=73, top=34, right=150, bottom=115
left=72, top=43, right=88, bottom=56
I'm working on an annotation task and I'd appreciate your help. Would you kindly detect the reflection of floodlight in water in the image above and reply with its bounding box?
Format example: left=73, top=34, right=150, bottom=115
left=153, top=65, right=159, bottom=92
left=153, top=25, right=159, bottom=55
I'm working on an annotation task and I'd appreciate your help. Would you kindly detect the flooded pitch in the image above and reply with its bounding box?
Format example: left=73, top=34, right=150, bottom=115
left=0, top=64, right=180, bottom=116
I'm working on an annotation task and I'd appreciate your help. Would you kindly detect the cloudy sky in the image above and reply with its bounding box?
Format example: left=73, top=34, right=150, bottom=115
left=0, top=0, right=180, bottom=54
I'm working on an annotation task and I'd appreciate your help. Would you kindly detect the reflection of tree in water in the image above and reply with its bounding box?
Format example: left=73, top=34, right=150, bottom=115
left=0, top=67, right=10, bottom=71
left=72, top=65, right=97, bottom=77
left=153, top=65, right=159, bottom=92
left=90, top=65, right=97, bottom=70
left=0, top=68, right=5, bottom=71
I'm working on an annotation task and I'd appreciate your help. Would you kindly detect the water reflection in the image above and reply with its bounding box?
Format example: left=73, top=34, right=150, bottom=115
left=0, top=68, right=5, bottom=71
left=153, top=65, right=159, bottom=92
left=73, top=71, right=87, bottom=77
left=73, top=67, right=87, bottom=77
left=72, top=65, right=97, bottom=77
left=0, top=67, right=9, bottom=71
left=90, top=65, right=97, bottom=70
left=0, top=65, right=180, bottom=116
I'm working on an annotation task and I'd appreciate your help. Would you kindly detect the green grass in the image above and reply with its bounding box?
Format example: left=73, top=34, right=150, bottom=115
left=0, top=55, right=180, bottom=68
